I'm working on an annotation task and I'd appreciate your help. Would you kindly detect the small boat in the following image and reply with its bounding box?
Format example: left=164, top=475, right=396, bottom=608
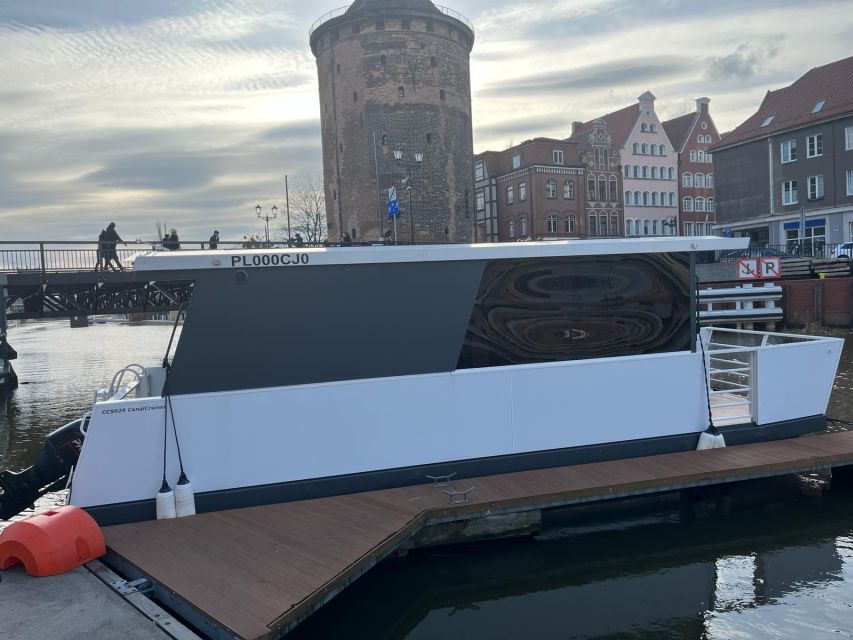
left=0, top=238, right=843, bottom=524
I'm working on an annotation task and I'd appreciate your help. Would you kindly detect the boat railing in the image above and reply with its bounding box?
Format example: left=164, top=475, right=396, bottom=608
left=702, top=327, right=839, bottom=427
left=95, top=364, right=148, bottom=403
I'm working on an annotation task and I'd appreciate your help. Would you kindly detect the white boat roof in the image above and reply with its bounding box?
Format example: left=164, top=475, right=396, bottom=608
left=132, top=236, right=748, bottom=272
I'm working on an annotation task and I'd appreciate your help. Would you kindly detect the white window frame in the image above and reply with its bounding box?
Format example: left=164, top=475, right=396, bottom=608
left=474, top=161, right=485, bottom=181
left=512, top=154, right=521, bottom=169
left=689, top=150, right=697, bottom=162
left=808, top=175, right=824, bottom=200
left=519, top=181, right=527, bottom=201
left=695, top=197, right=705, bottom=212
left=848, top=169, right=853, bottom=196
left=707, top=173, right=714, bottom=188
left=475, top=188, right=485, bottom=212
left=506, top=185, right=514, bottom=204
left=683, top=197, right=694, bottom=212
left=563, top=180, right=574, bottom=199
left=782, top=180, right=798, bottom=205
left=682, top=173, right=693, bottom=188
left=846, top=126, right=853, bottom=151
left=545, top=179, right=557, bottom=198
left=552, top=149, right=564, bottom=165
left=780, top=139, right=797, bottom=163
left=564, top=216, right=575, bottom=234
left=683, top=221, right=694, bottom=235
left=547, top=214, right=558, bottom=233
left=519, top=216, right=527, bottom=237
left=695, top=173, right=705, bottom=188
left=807, top=134, right=823, bottom=158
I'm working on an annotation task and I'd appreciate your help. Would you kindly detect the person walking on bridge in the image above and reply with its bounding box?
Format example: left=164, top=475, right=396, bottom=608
left=103, top=222, right=127, bottom=271
left=94, top=228, right=107, bottom=271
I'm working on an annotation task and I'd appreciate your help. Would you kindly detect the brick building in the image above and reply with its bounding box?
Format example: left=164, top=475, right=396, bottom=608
left=474, top=139, right=585, bottom=242
left=568, top=118, right=624, bottom=237
left=711, top=56, right=853, bottom=251
left=310, top=0, right=475, bottom=243
left=572, top=92, right=678, bottom=236
left=662, top=97, right=721, bottom=235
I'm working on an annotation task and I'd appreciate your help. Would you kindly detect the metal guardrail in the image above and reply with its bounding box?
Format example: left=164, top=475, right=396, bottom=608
left=698, top=284, right=783, bottom=327
left=309, top=3, right=473, bottom=37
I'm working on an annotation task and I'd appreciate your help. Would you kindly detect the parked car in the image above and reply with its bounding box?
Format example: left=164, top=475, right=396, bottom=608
left=719, top=247, right=792, bottom=262
left=831, top=242, right=853, bottom=259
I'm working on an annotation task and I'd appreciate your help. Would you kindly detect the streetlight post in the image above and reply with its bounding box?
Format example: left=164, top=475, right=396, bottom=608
left=394, top=147, right=424, bottom=245
left=255, top=204, right=278, bottom=245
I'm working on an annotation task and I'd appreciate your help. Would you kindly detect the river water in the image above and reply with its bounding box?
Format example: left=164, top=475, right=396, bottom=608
left=1, top=321, right=852, bottom=639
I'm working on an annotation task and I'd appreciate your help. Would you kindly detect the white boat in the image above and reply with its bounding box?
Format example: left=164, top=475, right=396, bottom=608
left=0, top=238, right=843, bottom=524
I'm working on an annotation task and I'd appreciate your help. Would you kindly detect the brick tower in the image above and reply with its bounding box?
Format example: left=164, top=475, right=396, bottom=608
left=310, top=0, right=475, bottom=243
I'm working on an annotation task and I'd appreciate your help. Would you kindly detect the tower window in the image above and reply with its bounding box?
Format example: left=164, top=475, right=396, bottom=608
left=426, top=21, right=434, bottom=32
left=339, top=143, right=343, bottom=153
left=381, top=54, right=386, bottom=65
left=401, top=18, right=411, bottom=29
left=351, top=23, right=360, bottom=35
left=426, top=134, right=432, bottom=144
left=375, top=19, right=385, bottom=30
left=440, top=89, right=446, bottom=101
left=336, top=64, right=340, bottom=75
left=330, top=29, right=339, bottom=42
left=430, top=56, right=437, bottom=68
left=352, top=91, right=357, bottom=102
left=381, top=134, right=389, bottom=145
left=398, top=86, right=405, bottom=98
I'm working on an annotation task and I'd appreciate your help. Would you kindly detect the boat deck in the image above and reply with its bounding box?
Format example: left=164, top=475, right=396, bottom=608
left=103, top=430, right=853, bottom=640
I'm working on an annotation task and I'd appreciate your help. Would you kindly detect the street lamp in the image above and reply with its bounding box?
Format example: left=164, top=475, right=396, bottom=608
left=255, top=204, right=278, bottom=245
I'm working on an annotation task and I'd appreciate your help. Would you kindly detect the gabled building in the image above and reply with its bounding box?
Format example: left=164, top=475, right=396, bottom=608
left=711, top=56, right=853, bottom=252
left=663, top=98, right=721, bottom=236
left=567, top=118, right=624, bottom=237
left=474, top=138, right=584, bottom=242
left=570, top=91, right=678, bottom=236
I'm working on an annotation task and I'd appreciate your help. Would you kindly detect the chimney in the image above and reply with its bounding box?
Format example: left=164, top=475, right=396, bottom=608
left=696, top=97, right=710, bottom=114
left=571, top=121, right=583, bottom=135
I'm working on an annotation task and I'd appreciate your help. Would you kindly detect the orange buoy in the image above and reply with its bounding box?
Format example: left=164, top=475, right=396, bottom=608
left=0, top=505, right=105, bottom=577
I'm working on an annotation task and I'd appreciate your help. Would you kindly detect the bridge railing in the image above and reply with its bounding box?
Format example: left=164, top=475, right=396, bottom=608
left=0, top=240, right=250, bottom=274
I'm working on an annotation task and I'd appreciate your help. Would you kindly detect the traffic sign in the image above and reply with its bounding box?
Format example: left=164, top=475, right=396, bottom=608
left=387, top=199, right=400, bottom=217
left=388, top=186, right=397, bottom=202
left=760, top=257, right=781, bottom=279
left=736, top=259, right=759, bottom=280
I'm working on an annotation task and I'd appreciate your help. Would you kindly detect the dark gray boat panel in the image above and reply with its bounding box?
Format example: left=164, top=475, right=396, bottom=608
left=165, top=260, right=485, bottom=396
left=165, top=252, right=692, bottom=396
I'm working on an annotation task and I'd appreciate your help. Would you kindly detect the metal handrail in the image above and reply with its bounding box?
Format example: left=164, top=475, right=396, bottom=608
left=309, top=3, right=473, bottom=37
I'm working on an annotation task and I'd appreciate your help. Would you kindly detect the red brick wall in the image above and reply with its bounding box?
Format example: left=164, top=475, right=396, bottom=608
left=780, top=277, right=853, bottom=326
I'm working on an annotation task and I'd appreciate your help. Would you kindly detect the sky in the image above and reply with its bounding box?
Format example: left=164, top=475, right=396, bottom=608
left=1, top=0, right=851, bottom=242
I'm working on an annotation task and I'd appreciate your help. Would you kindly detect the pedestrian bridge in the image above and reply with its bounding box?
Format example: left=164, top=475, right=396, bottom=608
left=0, top=240, right=210, bottom=321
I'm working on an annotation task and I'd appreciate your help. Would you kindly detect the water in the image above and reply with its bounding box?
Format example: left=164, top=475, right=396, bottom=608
left=0, top=320, right=177, bottom=470
left=1, top=321, right=852, bottom=639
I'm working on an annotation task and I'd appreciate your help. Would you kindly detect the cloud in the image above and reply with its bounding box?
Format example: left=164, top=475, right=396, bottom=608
left=480, top=59, right=691, bottom=98
left=705, top=41, right=781, bottom=82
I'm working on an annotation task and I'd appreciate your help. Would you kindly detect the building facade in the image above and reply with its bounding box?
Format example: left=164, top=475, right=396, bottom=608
left=571, top=119, right=624, bottom=237
left=572, top=92, right=678, bottom=236
left=310, top=0, right=475, bottom=243
left=662, top=98, right=720, bottom=236
left=473, top=139, right=585, bottom=242
left=712, top=56, right=853, bottom=252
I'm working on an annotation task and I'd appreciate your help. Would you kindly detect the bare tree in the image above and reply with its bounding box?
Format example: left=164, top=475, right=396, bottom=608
left=279, top=173, right=327, bottom=245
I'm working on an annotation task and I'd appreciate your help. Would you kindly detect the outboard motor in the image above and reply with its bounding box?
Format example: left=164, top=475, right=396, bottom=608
left=0, top=417, right=85, bottom=520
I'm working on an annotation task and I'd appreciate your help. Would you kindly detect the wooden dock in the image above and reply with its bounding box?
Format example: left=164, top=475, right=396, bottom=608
left=103, top=430, right=853, bottom=640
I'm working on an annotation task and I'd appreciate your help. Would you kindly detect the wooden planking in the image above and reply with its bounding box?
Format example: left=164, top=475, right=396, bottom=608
left=103, top=431, right=853, bottom=640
